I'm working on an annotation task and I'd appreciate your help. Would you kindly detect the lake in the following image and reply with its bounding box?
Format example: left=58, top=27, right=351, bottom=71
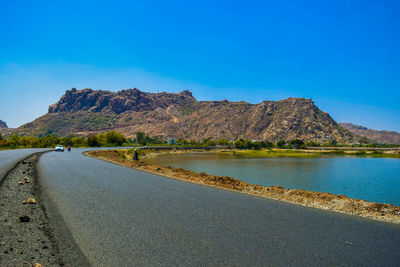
left=145, top=153, right=400, bottom=206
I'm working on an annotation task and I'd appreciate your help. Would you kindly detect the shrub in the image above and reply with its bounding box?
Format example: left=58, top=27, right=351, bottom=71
left=87, top=134, right=100, bottom=147
left=305, top=140, right=321, bottom=147
left=217, top=138, right=230, bottom=146
left=276, top=140, right=286, bottom=148
left=289, top=139, right=305, bottom=149
left=106, top=131, right=126, bottom=146
left=136, top=131, right=145, bottom=145
left=233, top=139, right=245, bottom=149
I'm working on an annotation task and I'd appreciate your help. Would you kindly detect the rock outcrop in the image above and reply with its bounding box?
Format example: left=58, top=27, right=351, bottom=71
left=16, top=88, right=360, bottom=143
left=0, top=120, right=8, bottom=128
left=340, top=123, right=400, bottom=144
left=48, top=88, right=196, bottom=114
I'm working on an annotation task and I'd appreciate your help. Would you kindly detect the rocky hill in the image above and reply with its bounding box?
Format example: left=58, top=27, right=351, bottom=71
left=15, top=88, right=360, bottom=143
left=0, top=120, right=10, bottom=135
left=340, top=123, right=400, bottom=144
left=0, top=120, right=7, bottom=128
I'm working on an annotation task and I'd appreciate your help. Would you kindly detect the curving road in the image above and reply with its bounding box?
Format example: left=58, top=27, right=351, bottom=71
left=0, top=149, right=48, bottom=182
left=37, top=148, right=400, bottom=266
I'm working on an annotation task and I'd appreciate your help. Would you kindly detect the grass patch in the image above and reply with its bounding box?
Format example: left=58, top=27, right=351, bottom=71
left=222, top=149, right=322, bottom=158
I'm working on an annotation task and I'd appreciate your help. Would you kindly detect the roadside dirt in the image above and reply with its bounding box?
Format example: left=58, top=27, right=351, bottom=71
left=0, top=153, right=62, bottom=266
left=0, top=153, right=90, bottom=266
left=87, top=149, right=400, bottom=224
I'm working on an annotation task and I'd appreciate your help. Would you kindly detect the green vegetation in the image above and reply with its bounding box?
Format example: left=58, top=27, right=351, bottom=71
left=276, top=140, right=286, bottom=148
left=217, top=138, right=230, bottom=146
left=305, top=140, right=321, bottom=147
left=136, top=131, right=146, bottom=145
left=288, top=139, right=305, bottom=149
left=87, top=134, right=100, bottom=147
left=0, top=131, right=127, bottom=149
left=1, top=130, right=399, bottom=158
left=0, top=130, right=171, bottom=149
left=105, top=131, right=126, bottom=146
left=233, top=139, right=273, bottom=150
left=82, top=114, right=117, bottom=130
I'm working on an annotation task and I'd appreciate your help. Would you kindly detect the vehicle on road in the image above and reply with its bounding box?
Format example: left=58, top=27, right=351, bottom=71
left=54, top=145, right=64, bottom=152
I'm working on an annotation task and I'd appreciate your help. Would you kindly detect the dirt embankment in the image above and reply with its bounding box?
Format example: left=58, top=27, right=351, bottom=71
left=86, top=150, right=400, bottom=224
left=0, top=153, right=90, bottom=266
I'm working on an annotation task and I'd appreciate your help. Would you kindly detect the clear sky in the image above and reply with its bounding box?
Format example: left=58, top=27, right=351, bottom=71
left=0, top=0, right=399, bottom=131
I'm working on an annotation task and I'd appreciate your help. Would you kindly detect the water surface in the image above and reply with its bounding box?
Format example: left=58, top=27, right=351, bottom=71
left=146, top=153, right=400, bottom=205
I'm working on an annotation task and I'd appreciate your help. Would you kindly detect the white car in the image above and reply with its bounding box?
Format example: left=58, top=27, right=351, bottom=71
left=54, top=145, right=64, bottom=152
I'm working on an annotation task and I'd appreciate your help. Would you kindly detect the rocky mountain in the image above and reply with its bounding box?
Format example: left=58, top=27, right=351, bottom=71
left=0, top=120, right=9, bottom=135
left=0, top=120, right=7, bottom=129
left=15, top=88, right=360, bottom=143
left=340, top=123, right=400, bottom=144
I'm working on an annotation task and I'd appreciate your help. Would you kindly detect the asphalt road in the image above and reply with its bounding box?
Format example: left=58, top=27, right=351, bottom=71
left=38, top=148, right=400, bottom=266
left=0, top=148, right=48, bottom=181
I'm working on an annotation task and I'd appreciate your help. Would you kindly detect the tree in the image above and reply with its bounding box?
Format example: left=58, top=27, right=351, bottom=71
left=261, top=141, right=273, bottom=148
left=243, top=140, right=252, bottom=149
left=190, top=139, right=201, bottom=146
left=0, top=139, right=6, bottom=147
left=233, top=139, right=245, bottom=149
left=205, top=139, right=216, bottom=146
left=7, top=135, right=20, bottom=148
left=177, top=138, right=189, bottom=145
left=251, top=141, right=262, bottom=150
left=201, top=137, right=212, bottom=145
left=18, top=136, right=33, bottom=147
left=326, top=139, right=338, bottom=147
left=106, top=131, right=126, bottom=146
left=217, top=138, right=230, bottom=146
left=62, top=137, right=73, bottom=146
left=276, top=140, right=286, bottom=148
left=39, top=135, right=60, bottom=147
left=97, top=133, right=107, bottom=146
left=144, top=134, right=153, bottom=145
left=289, top=139, right=305, bottom=149
left=28, top=136, right=41, bottom=148
left=71, top=136, right=87, bottom=147
left=87, top=134, right=100, bottom=147
left=305, top=140, right=320, bottom=147
left=136, top=131, right=146, bottom=145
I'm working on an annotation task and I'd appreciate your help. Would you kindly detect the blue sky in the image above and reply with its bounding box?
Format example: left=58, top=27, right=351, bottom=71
left=0, top=0, right=399, bottom=131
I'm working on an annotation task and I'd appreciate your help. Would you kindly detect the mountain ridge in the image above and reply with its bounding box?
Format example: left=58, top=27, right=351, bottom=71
left=340, top=123, right=400, bottom=144
left=15, top=88, right=360, bottom=143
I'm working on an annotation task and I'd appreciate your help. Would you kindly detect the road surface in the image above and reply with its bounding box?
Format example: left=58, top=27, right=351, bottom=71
left=0, top=149, right=48, bottom=182
left=38, top=148, right=400, bottom=266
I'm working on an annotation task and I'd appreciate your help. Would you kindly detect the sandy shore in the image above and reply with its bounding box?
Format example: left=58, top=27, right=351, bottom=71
left=86, top=149, right=400, bottom=224
left=0, top=152, right=90, bottom=266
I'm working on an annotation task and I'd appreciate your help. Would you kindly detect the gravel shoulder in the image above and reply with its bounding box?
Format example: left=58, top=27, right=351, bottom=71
left=0, top=152, right=90, bottom=266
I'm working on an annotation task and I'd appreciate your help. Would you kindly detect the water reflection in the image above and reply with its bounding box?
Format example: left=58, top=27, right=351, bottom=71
left=146, top=153, right=400, bottom=205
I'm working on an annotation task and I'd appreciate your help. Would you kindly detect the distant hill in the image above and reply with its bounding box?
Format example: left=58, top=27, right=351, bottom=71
left=15, top=88, right=360, bottom=143
left=340, top=123, right=400, bottom=144
left=0, top=120, right=10, bottom=136
left=0, top=120, right=7, bottom=128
